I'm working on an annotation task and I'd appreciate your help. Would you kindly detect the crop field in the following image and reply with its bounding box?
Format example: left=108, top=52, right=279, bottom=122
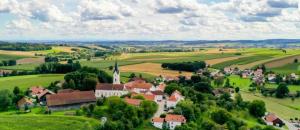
left=264, top=54, right=300, bottom=68
left=80, top=59, right=144, bottom=69
left=120, top=63, right=193, bottom=77
left=269, top=63, right=300, bottom=75
left=212, top=54, right=275, bottom=69
left=16, top=57, right=45, bottom=65
left=0, top=115, right=99, bottom=130
left=0, top=74, right=64, bottom=91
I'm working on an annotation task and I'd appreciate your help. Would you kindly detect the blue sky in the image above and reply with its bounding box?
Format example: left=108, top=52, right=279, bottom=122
left=0, top=0, right=299, bottom=40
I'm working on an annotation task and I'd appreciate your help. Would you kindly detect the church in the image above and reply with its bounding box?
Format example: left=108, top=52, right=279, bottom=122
left=95, top=61, right=128, bottom=98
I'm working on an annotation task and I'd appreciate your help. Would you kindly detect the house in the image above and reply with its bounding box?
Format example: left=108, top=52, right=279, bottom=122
left=290, top=73, right=299, bottom=80
left=264, top=113, right=285, bottom=127
left=157, top=83, right=166, bottom=92
left=166, top=90, right=184, bottom=108
left=30, top=86, right=54, bottom=103
left=267, top=74, right=276, bottom=83
left=165, top=114, right=186, bottom=130
left=163, top=76, right=179, bottom=82
left=17, top=97, right=34, bottom=109
left=132, top=93, right=155, bottom=101
left=95, top=83, right=128, bottom=98
left=125, top=79, right=153, bottom=93
left=223, top=67, right=233, bottom=74
left=152, top=117, right=164, bottom=129
left=46, top=91, right=96, bottom=111
left=151, top=90, right=164, bottom=102
left=124, top=98, right=141, bottom=106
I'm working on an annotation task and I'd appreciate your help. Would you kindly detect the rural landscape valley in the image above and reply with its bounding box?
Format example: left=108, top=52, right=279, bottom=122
left=0, top=41, right=300, bottom=130
left=1, top=0, right=300, bottom=129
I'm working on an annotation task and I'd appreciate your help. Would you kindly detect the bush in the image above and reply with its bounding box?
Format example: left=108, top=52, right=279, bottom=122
left=211, top=109, right=231, bottom=125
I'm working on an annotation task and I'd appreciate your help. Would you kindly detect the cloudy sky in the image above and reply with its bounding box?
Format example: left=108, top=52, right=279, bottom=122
left=0, top=0, right=300, bottom=40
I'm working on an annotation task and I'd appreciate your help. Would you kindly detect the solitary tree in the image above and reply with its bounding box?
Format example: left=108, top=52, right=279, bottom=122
left=248, top=100, right=266, bottom=117
left=275, top=83, right=289, bottom=98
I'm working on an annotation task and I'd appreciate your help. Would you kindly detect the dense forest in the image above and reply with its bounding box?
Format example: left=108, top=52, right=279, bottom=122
left=0, top=42, right=52, bottom=51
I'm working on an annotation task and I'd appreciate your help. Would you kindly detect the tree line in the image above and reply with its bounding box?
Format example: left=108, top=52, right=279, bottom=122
left=161, top=61, right=206, bottom=72
left=0, top=43, right=52, bottom=51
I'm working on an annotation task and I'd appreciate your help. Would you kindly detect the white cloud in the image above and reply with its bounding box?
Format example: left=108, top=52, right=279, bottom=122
left=0, top=0, right=299, bottom=40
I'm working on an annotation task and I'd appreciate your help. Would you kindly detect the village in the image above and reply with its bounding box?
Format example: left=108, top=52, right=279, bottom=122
left=14, top=61, right=300, bottom=130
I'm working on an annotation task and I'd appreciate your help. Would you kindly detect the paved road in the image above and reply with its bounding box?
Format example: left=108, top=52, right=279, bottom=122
left=154, top=98, right=166, bottom=117
left=283, top=120, right=299, bottom=130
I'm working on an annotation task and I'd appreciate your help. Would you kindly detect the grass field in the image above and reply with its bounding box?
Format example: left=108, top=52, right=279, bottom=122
left=0, top=74, right=64, bottom=91
left=0, top=63, right=40, bottom=71
left=0, top=115, right=99, bottom=130
left=227, top=75, right=300, bottom=120
left=242, top=92, right=300, bottom=120
left=0, top=54, right=30, bottom=61
left=120, top=63, right=193, bottom=77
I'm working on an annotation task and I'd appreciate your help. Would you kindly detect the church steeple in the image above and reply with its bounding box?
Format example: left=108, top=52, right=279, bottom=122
left=113, top=61, right=120, bottom=84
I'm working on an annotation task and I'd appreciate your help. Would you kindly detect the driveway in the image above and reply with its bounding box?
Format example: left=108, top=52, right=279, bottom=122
left=154, top=98, right=167, bottom=117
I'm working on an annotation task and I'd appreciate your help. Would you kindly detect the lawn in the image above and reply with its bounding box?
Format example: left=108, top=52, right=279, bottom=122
left=228, top=75, right=252, bottom=90
left=0, top=74, right=64, bottom=91
left=264, top=83, right=300, bottom=93
left=80, top=59, right=143, bottom=69
left=0, top=115, right=99, bottom=130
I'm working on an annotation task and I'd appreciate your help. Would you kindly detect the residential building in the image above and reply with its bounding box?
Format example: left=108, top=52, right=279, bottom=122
left=124, top=98, right=141, bottom=106
left=95, top=83, right=128, bottom=98
left=125, top=79, right=153, bottom=93
left=152, top=117, right=164, bottom=129
left=17, top=97, right=34, bottom=109
left=165, top=114, right=186, bottom=130
left=264, top=113, right=285, bottom=127
left=46, top=91, right=96, bottom=111
left=166, top=90, right=184, bottom=108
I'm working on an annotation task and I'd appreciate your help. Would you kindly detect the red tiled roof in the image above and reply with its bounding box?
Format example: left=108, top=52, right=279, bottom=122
left=165, top=114, right=186, bottom=123
left=30, top=86, right=45, bottom=95
left=152, top=117, right=164, bottom=123
left=125, top=98, right=141, bottom=106
left=96, top=83, right=125, bottom=90
left=265, top=113, right=279, bottom=122
left=168, top=95, right=177, bottom=102
left=158, top=83, right=166, bottom=91
left=46, top=91, right=96, bottom=107
left=132, top=93, right=155, bottom=101
left=58, top=89, right=79, bottom=93
left=151, top=90, right=164, bottom=95
left=125, top=81, right=152, bottom=90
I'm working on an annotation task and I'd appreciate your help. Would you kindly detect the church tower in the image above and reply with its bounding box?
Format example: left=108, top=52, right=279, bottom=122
left=113, top=61, right=120, bottom=84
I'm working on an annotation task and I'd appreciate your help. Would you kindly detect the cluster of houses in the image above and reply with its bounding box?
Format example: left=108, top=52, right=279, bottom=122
left=152, top=114, right=186, bottom=130
left=17, top=62, right=187, bottom=129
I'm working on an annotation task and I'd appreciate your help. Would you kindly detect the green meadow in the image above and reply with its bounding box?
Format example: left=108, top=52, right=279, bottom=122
left=0, top=54, right=30, bottom=61
left=0, top=115, right=99, bottom=130
left=0, top=74, right=64, bottom=91
left=269, top=63, right=300, bottom=75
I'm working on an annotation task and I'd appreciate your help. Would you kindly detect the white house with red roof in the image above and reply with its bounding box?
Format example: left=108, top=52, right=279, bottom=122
left=165, top=114, right=186, bottom=130
left=152, top=117, right=164, bottom=129
left=124, top=98, right=141, bottom=106
left=166, top=90, right=184, bottom=108
left=152, top=114, right=186, bottom=130
left=125, top=79, right=154, bottom=93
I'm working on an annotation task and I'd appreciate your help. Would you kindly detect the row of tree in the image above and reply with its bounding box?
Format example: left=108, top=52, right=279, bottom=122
left=0, top=43, right=52, bottom=51
left=161, top=61, right=206, bottom=72
left=0, top=60, right=16, bottom=66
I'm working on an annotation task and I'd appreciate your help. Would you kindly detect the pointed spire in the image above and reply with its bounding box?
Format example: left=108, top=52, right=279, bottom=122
left=113, top=60, right=119, bottom=74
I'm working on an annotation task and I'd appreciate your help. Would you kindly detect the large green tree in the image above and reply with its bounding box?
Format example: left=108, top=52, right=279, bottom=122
left=275, top=82, right=289, bottom=98
left=0, top=90, right=12, bottom=111
left=248, top=100, right=266, bottom=117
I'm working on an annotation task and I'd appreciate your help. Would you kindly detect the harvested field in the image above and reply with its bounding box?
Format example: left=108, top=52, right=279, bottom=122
left=16, top=57, right=45, bottom=64
left=120, top=63, right=192, bottom=77
left=264, top=54, right=300, bottom=68
left=204, top=48, right=238, bottom=53
left=0, top=50, right=35, bottom=56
